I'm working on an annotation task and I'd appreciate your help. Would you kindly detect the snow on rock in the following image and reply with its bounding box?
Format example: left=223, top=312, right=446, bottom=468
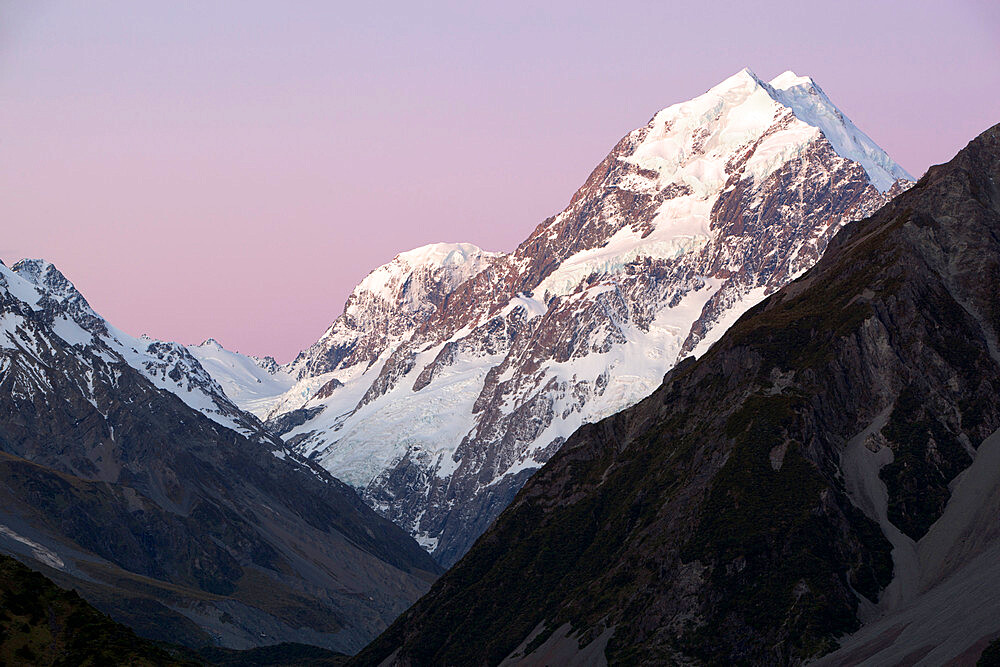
left=188, top=338, right=295, bottom=418
left=285, top=242, right=500, bottom=382
left=2, top=260, right=270, bottom=439
left=198, top=69, right=913, bottom=564
left=767, top=70, right=912, bottom=191
left=354, top=243, right=496, bottom=304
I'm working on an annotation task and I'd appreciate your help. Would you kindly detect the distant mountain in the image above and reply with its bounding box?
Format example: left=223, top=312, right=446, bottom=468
left=10, top=259, right=276, bottom=441
left=187, top=338, right=296, bottom=417
left=351, top=123, right=1000, bottom=665
left=0, top=260, right=441, bottom=654
left=203, top=69, right=912, bottom=565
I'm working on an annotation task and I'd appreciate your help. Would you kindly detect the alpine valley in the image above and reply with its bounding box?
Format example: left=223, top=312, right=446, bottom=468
left=192, top=69, right=913, bottom=566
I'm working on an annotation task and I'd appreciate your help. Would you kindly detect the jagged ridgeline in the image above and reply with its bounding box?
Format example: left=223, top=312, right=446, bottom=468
left=0, top=260, right=441, bottom=653
left=352, top=125, right=1000, bottom=665
left=194, top=69, right=913, bottom=567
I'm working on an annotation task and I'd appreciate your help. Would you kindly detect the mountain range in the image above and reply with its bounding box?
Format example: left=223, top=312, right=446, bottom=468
left=352, top=121, right=1000, bottom=666
left=192, top=68, right=912, bottom=566
left=0, top=259, right=440, bottom=654
left=8, top=68, right=995, bottom=665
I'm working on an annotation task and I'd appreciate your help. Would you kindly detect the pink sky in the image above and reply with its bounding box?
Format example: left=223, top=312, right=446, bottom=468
left=2, top=1, right=998, bottom=361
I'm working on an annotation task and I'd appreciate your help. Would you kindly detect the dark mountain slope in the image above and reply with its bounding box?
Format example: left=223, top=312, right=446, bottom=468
left=0, top=551, right=350, bottom=665
left=353, top=124, right=1000, bottom=666
left=0, top=264, right=441, bottom=653
left=0, top=552, right=190, bottom=666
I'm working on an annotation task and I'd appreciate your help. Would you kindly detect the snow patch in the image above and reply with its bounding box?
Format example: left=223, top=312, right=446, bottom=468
left=51, top=316, right=94, bottom=347
left=0, top=524, right=65, bottom=570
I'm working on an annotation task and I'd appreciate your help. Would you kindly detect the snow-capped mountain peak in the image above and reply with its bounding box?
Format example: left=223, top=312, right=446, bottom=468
left=198, top=69, right=914, bottom=564
left=13, top=259, right=81, bottom=300
left=284, top=242, right=500, bottom=381
left=764, top=71, right=913, bottom=191
left=187, top=337, right=295, bottom=417
left=2, top=259, right=274, bottom=441
left=11, top=259, right=109, bottom=335
left=354, top=242, right=498, bottom=312
left=630, top=68, right=910, bottom=198
left=769, top=69, right=815, bottom=89
left=707, top=66, right=765, bottom=92
left=395, top=242, right=494, bottom=270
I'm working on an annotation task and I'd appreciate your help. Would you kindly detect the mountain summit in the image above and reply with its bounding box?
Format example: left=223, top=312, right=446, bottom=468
left=353, top=122, right=1000, bottom=665
left=200, top=69, right=912, bottom=564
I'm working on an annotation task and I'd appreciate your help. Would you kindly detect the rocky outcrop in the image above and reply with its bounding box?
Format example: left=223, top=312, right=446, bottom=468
left=351, top=123, right=1000, bottom=665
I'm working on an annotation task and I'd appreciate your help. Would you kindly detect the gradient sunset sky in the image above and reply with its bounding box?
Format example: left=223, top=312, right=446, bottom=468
left=2, top=1, right=998, bottom=360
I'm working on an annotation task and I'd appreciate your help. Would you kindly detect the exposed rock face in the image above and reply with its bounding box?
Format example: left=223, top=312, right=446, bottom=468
left=10, top=259, right=272, bottom=441
left=205, top=69, right=912, bottom=565
left=0, top=262, right=441, bottom=654
left=287, top=242, right=499, bottom=381
left=351, top=124, right=1000, bottom=665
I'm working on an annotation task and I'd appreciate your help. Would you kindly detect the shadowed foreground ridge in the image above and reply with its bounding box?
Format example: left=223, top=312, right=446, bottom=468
left=0, top=551, right=349, bottom=665
left=353, top=122, right=1000, bottom=665
left=0, top=552, right=189, bottom=666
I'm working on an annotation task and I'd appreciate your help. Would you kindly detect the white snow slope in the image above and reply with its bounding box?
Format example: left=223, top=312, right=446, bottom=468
left=188, top=338, right=295, bottom=416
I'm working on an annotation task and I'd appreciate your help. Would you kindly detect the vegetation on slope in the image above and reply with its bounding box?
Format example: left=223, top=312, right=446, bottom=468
left=0, top=553, right=190, bottom=666
left=352, top=125, right=1000, bottom=665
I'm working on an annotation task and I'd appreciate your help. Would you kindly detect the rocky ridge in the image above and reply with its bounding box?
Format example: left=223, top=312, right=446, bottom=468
left=352, top=123, right=1000, bottom=665
left=10, top=259, right=273, bottom=443
left=204, top=69, right=912, bottom=564
left=0, top=260, right=441, bottom=654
